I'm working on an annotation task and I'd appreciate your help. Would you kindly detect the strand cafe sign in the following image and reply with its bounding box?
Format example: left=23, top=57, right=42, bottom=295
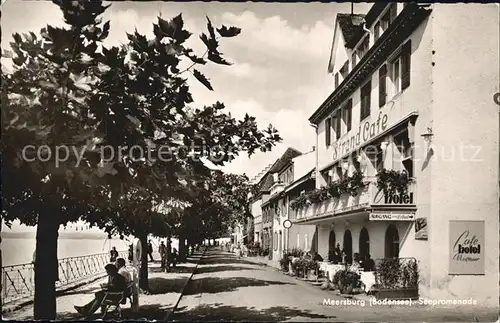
left=332, top=112, right=388, bottom=160
left=449, top=220, right=485, bottom=275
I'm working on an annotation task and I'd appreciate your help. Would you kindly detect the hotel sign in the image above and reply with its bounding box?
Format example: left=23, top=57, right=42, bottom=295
left=449, top=220, right=484, bottom=275
left=369, top=212, right=415, bottom=221
left=332, top=112, right=388, bottom=160
left=372, top=185, right=416, bottom=206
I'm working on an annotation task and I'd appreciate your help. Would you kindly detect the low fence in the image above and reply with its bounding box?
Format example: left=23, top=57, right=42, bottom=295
left=1, top=251, right=127, bottom=305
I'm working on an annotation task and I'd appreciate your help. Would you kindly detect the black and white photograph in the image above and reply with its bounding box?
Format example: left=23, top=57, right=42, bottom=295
left=1, top=1, right=499, bottom=322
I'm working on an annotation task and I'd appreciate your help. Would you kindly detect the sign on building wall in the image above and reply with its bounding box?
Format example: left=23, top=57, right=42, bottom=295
left=372, top=188, right=415, bottom=206
left=449, top=220, right=484, bottom=275
left=369, top=212, right=415, bottom=221
left=415, top=217, right=427, bottom=240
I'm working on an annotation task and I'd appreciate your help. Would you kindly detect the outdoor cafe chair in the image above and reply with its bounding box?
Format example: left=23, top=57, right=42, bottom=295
left=100, top=282, right=134, bottom=319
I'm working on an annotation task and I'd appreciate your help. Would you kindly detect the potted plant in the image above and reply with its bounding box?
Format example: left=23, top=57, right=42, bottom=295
left=346, top=171, right=365, bottom=196
left=279, top=256, right=289, bottom=272
left=376, top=169, right=413, bottom=196
left=332, top=269, right=362, bottom=294
left=290, top=194, right=310, bottom=210
left=374, top=258, right=419, bottom=300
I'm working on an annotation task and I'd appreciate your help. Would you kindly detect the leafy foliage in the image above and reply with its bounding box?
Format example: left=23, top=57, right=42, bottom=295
left=376, top=169, right=413, bottom=196
left=374, top=258, right=419, bottom=289
left=1, top=0, right=281, bottom=316
left=289, top=172, right=366, bottom=210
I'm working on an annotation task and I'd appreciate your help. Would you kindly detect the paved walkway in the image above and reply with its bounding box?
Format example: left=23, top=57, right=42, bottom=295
left=2, top=249, right=205, bottom=321
left=171, top=249, right=498, bottom=322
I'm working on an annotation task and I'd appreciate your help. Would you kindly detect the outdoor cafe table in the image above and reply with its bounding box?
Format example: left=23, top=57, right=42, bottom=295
left=318, top=262, right=376, bottom=292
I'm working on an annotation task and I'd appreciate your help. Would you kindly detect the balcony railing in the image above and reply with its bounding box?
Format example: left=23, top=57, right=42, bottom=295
left=296, top=179, right=416, bottom=220
left=1, top=251, right=127, bottom=305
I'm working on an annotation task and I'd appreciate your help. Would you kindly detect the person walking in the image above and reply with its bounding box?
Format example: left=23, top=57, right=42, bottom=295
left=158, top=241, right=166, bottom=270
left=109, top=246, right=118, bottom=263
left=147, top=240, right=154, bottom=262
left=166, top=238, right=172, bottom=272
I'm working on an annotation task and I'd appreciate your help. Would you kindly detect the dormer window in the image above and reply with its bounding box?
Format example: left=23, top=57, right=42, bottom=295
left=357, top=36, right=369, bottom=60
left=340, top=60, right=349, bottom=79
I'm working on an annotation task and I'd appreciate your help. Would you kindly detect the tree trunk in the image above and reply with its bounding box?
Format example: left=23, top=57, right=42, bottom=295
left=0, top=219, right=3, bottom=313
left=178, top=232, right=186, bottom=262
left=34, top=210, right=60, bottom=320
left=138, top=234, right=149, bottom=292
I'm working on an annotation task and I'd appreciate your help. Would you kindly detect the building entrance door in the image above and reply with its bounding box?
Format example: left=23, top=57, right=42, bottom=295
left=343, top=230, right=353, bottom=264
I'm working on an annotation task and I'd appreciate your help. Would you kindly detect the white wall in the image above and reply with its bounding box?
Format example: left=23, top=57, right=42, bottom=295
left=428, top=3, right=499, bottom=306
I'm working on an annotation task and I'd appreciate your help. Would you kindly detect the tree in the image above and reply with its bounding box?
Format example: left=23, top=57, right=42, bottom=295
left=2, top=0, right=281, bottom=316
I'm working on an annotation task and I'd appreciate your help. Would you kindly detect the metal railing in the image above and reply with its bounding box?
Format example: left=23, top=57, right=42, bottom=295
left=1, top=251, right=127, bottom=305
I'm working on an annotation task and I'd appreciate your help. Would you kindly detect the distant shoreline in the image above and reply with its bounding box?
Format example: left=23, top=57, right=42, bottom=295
left=1, top=231, right=122, bottom=240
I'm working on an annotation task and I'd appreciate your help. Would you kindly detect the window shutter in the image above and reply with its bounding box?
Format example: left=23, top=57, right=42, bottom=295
left=379, top=64, right=387, bottom=107
left=360, top=81, right=372, bottom=120
left=334, top=73, right=339, bottom=88
left=352, top=52, right=357, bottom=67
left=390, top=3, right=398, bottom=24
left=401, top=40, right=411, bottom=90
left=325, top=118, right=331, bottom=146
left=346, top=99, right=352, bottom=132
left=374, top=22, right=380, bottom=41
left=335, top=112, right=341, bottom=139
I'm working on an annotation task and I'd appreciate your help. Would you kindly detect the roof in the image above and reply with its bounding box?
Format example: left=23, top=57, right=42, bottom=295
left=268, top=147, right=302, bottom=174
left=311, top=3, right=431, bottom=124
left=345, top=3, right=389, bottom=49
left=337, top=13, right=366, bottom=47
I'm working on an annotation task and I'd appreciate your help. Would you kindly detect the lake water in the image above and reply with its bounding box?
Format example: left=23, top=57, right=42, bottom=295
left=2, top=237, right=179, bottom=267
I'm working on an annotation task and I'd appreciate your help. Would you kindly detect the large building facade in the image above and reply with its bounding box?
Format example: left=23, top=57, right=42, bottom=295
left=292, top=3, right=498, bottom=306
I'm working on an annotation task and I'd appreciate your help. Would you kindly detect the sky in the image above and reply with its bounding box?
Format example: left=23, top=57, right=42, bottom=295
left=1, top=0, right=372, bottom=182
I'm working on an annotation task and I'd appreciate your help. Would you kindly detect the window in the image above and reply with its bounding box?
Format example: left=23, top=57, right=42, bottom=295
left=374, top=21, right=380, bottom=41
left=325, top=172, right=332, bottom=185
left=352, top=151, right=361, bottom=171
left=340, top=60, right=349, bottom=79
left=380, top=3, right=397, bottom=34
left=352, top=52, right=357, bottom=67
left=360, top=80, right=372, bottom=121
left=325, top=118, right=331, bottom=146
left=334, top=73, right=339, bottom=88
left=366, top=144, right=384, bottom=173
left=357, top=36, right=369, bottom=60
left=394, top=129, right=414, bottom=177
left=342, top=99, right=352, bottom=132
left=390, top=41, right=411, bottom=95
left=379, top=64, right=387, bottom=107
left=304, top=234, right=308, bottom=251
left=401, top=41, right=411, bottom=90
left=336, top=165, right=345, bottom=181
left=333, top=111, right=341, bottom=139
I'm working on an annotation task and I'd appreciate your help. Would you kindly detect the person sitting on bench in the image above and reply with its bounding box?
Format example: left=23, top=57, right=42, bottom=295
left=74, top=263, right=126, bottom=318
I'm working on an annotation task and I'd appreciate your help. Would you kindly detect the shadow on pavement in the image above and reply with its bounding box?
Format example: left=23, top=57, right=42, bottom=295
left=183, top=277, right=293, bottom=295
left=195, top=265, right=260, bottom=275
left=150, top=265, right=193, bottom=274
left=55, top=303, right=173, bottom=321
left=172, top=303, right=336, bottom=321
left=200, top=257, right=262, bottom=266
left=148, top=277, right=188, bottom=294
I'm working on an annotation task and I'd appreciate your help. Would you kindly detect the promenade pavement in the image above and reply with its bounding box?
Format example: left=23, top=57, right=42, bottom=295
left=2, top=249, right=205, bottom=321
left=171, top=249, right=498, bottom=322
